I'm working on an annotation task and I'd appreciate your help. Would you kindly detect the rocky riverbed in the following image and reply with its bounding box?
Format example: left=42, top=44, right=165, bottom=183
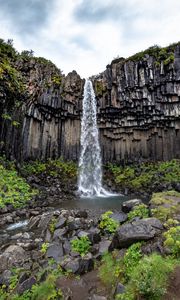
left=0, top=192, right=180, bottom=299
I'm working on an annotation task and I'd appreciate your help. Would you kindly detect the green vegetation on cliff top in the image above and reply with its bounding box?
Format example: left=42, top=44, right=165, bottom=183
left=112, top=42, right=180, bottom=65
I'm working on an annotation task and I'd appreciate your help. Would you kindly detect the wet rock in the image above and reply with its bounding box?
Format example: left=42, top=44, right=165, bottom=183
left=46, top=242, right=64, bottom=262
left=28, top=216, right=40, bottom=230
left=111, top=218, right=163, bottom=248
left=121, top=199, right=143, bottom=213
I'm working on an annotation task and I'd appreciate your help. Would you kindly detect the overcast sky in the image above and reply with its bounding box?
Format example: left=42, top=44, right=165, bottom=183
left=0, top=0, right=180, bottom=78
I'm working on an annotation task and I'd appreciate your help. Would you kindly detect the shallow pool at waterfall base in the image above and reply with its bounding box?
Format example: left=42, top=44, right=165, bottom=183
left=60, top=194, right=136, bottom=210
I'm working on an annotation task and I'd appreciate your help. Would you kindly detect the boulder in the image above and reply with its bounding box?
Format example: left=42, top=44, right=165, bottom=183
left=98, top=240, right=111, bottom=255
left=88, top=227, right=101, bottom=244
left=111, top=218, right=163, bottom=249
left=62, top=257, right=80, bottom=274
left=0, top=245, right=26, bottom=272
left=111, top=212, right=127, bottom=223
left=46, top=242, right=64, bottom=262
left=122, top=199, right=142, bottom=213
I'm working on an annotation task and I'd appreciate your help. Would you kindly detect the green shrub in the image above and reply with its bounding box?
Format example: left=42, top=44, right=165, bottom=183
left=119, top=254, right=177, bottom=300
left=127, top=204, right=149, bottom=221
left=71, top=236, right=91, bottom=257
left=21, top=161, right=46, bottom=175
left=21, top=158, right=77, bottom=179
left=164, top=226, right=180, bottom=257
left=99, top=211, right=119, bottom=233
left=123, top=243, right=142, bottom=281
left=0, top=164, right=37, bottom=208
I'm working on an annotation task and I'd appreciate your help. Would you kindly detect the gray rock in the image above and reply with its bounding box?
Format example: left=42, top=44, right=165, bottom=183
left=0, top=245, right=26, bottom=272
left=79, top=253, right=94, bottom=274
left=98, top=240, right=111, bottom=255
left=88, top=227, right=101, bottom=244
left=63, top=257, right=80, bottom=274
left=63, top=240, right=71, bottom=255
left=55, top=217, right=66, bottom=229
left=53, top=227, right=68, bottom=240
left=28, top=216, right=40, bottom=230
left=111, top=212, right=127, bottom=223
left=115, top=283, right=125, bottom=295
left=0, top=270, right=12, bottom=285
left=38, top=213, right=53, bottom=230
left=111, top=218, right=163, bottom=248
left=75, top=211, right=88, bottom=218
left=16, top=277, right=36, bottom=295
left=77, top=231, right=89, bottom=238
left=122, top=199, right=142, bottom=213
left=46, top=242, right=64, bottom=262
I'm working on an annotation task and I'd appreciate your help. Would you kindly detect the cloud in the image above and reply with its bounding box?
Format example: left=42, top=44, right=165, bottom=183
left=74, top=0, right=125, bottom=23
left=0, top=0, right=180, bottom=77
left=0, top=0, right=54, bottom=36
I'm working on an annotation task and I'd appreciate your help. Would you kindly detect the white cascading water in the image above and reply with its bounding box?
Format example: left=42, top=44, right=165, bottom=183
left=78, top=79, right=109, bottom=197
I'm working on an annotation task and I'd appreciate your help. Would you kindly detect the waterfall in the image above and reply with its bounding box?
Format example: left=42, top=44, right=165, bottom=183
left=78, top=79, right=107, bottom=197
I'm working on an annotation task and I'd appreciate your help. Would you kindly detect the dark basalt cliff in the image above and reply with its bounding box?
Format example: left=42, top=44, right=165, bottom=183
left=0, top=42, right=180, bottom=162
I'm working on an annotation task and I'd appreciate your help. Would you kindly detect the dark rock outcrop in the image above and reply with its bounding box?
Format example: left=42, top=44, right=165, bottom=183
left=0, top=43, right=180, bottom=162
left=110, top=218, right=163, bottom=248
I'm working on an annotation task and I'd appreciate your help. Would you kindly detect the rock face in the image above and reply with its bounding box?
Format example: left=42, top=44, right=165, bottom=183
left=0, top=43, right=180, bottom=162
